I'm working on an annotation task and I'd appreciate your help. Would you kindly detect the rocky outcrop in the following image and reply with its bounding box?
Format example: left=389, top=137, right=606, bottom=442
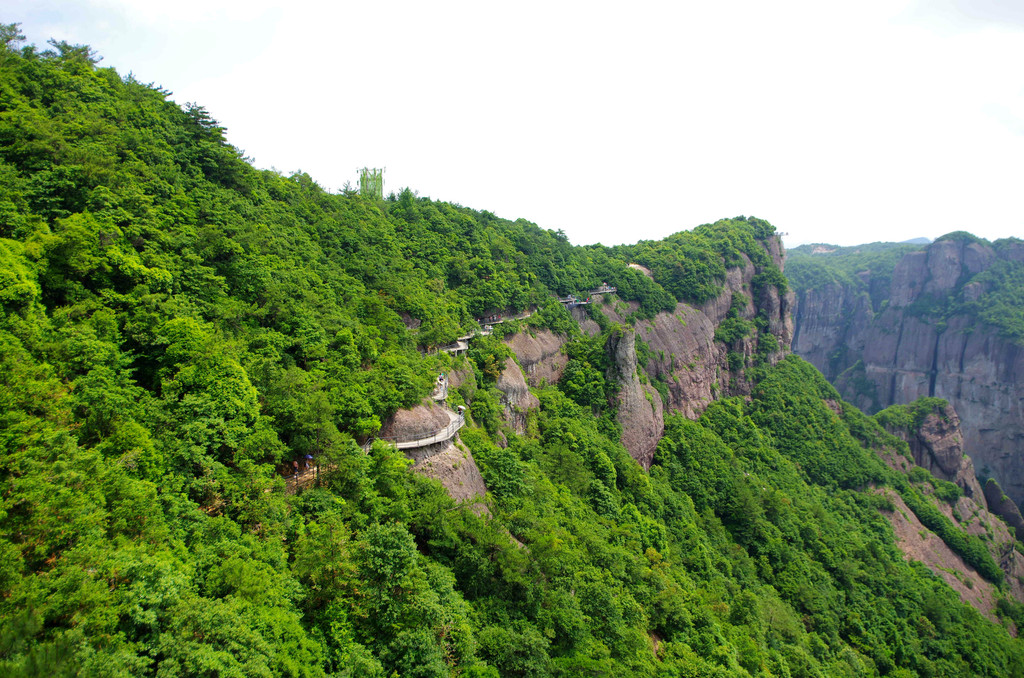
left=504, top=329, right=568, bottom=387
left=379, top=402, right=451, bottom=441
left=872, top=402, right=1024, bottom=609
left=884, top=403, right=986, bottom=501
left=946, top=486, right=1024, bottom=606
left=628, top=263, right=653, bottom=278
left=605, top=328, right=663, bottom=469
left=413, top=440, right=489, bottom=505
left=447, top=364, right=475, bottom=390
left=792, top=237, right=1024, bottom=505
left=635, top=304, right=723, bottom=418
left=496, top=357, right=539, bottom=435
left=984, top=478, right=1024, bottom=541
left=880, top=489, right=1002, bottom=620
left=482, top=234, right=792, bottom=469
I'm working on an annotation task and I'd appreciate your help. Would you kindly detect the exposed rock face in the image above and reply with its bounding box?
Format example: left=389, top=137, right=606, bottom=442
left=412, top=440, right=489, bottom=505
left=873, top=401, right=1024, bottom=603
left=379, top=402, right=451, bottom=441
left=875, top=454, right=1024, bottom=612
left=635, top=305, right=723, bottom=418
left=791, top=282, right=873, bottom=374
left=884, top=403, right=986, bottom=501
left=399, top=311, right=422, bottom=330
left=504, top=329, right=568, bottom=387
left=880, top=489, right=1001, bottom=620
left=493, top=235, right=792, bottom=469
left=628, top=263, right=653, bottom=278
left=599, top=235, right=794, bottom=419
left=946, top=489, right=1024, bottom=607
left=447, top=365, right=475, bottom=390
left=496, top=357, right=539, bottom=435
left=984, top=478, right=1024, bottom=541
left=792, top=238, right=1024, bottom=505
left=605, top=328, right=663, bottom=469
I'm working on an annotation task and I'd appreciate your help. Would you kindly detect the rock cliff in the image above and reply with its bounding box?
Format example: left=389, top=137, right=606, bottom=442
left=413, top=440, right=489, bottom=507
left=604, top=328, right=664, bottom=469
left=598, top=237, right=793, bottom=414
left=792, top=237, right=1024, bottom=506
left=879, top=489, right=1004, bottom=620
left=504, top=329, right=569, bottom=387
left=984, top=478, right=1024, bottom=542
left=379, top=402, right=451, bottom=441
left=593, top=235, right=793, bottom=465
left=496, top=356, right=540, bottom=435
left=881, top=401, right=986, bottom=502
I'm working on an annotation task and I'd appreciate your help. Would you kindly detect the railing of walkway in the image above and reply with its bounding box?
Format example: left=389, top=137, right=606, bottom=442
left=363, top=412, right=466, bottom=452
left=392, top=414, right=464, bottom=449
left=437, top=308, right=537, bottom=354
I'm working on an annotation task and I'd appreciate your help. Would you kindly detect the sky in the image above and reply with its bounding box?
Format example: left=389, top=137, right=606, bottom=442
left=12, top=0, right=1024, bottom=248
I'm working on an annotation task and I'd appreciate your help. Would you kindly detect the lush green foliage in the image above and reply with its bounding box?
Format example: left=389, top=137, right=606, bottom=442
left=786, top=241, right=922, bottom=308
left=966, top=254, right=1024, bottom=343
left=614, top=216, right=787, bottom=306
left=875, top=397, right=950, bottom=433
left=1, top=29, right=1021, bottom=677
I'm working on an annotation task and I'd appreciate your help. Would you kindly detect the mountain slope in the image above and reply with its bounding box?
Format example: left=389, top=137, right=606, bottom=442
left=1, top=28, right=1023, bottom=677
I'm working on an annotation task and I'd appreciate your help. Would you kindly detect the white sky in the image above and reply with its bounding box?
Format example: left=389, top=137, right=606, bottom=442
left=13, top=0, right=1024, bottom=248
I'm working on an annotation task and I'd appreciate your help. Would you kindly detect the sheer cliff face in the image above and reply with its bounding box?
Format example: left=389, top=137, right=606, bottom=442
left=793, top=239, right=1024, bottom=505
left=501, top=236, right=792, bottom=469
left=496, top=356, right=539, bottom=436
left=604, top=329, right=664, bottom=469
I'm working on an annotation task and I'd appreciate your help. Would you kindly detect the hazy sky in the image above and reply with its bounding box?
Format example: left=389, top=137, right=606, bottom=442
left=14, top=1, right=1024, bottom=248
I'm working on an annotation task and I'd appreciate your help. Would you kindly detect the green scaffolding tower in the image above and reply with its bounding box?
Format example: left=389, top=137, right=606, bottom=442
left=358, top=167, right=384, bottom=200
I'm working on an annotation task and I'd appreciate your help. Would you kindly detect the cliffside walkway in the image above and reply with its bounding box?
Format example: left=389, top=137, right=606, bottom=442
left=288, top=367, right=467, bottom=491
left=378, top=408, right=465, bottom=450
left=431, top=374, right=449, bottom=401
left=439, top=308, right=535, bottom=355
left=558, top=286, right=616, bottom=310
left=477, top=308, right=536, bottom=327
left=287, top=289, right=619, bottom=490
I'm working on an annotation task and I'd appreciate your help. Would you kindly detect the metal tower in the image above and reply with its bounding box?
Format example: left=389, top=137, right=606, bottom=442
left=358, top=167, right=384, bottom=199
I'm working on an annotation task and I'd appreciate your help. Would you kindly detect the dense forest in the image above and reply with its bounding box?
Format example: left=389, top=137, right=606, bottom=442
left=2, top=26, right=1023, bottom=677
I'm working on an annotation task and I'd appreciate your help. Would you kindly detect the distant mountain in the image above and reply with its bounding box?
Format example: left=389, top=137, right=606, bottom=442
left=789, top=232, right=1024, bottom=507
left=901, top=236, right=932, bottom=245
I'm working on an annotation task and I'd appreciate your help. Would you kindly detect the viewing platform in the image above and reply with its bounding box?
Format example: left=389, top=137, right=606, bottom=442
left=557, top=284, right=616, bottom=309
left=557, top=294, right=590, bottom=309
left=439, top=339, right=470, bottom=356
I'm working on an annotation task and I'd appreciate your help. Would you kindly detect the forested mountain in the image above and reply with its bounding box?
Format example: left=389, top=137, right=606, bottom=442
left=2, top=27, right=1024, bottom=677
left=788, top=235, right=1024, bottom=509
